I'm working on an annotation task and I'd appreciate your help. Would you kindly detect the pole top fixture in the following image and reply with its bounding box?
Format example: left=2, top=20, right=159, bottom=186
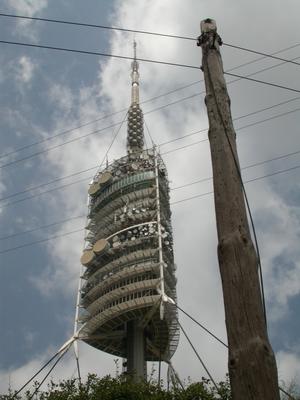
left=200, top=18, right=217, bottom=34
left=197, top=18, right=222, bottom=48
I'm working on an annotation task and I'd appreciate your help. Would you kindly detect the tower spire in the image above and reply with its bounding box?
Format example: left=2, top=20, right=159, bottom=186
left=131, top=40, right=139, bottom=104
left=127, top=41, right=144, bottom=154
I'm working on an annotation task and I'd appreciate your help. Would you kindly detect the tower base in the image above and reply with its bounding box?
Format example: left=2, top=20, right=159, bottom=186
left=126, top=320, right=146, bottom=380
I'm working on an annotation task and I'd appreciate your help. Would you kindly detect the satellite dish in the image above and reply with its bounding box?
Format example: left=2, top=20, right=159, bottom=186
left=80, top=250, right=95, bottom=266
left=88, top=182, right=101, bottom=196
left=93, top=238, right=109, bottom=254
left=99, top=171, right=112, bottom=185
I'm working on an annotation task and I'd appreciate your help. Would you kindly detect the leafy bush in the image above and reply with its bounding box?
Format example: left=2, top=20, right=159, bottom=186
left=0, top=374, right=232, bottom=400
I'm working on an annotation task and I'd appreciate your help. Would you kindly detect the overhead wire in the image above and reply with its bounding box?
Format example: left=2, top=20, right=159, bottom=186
left=0, top=80, right=202, bottom=161
left=2, top=95, right=300, bottom=172
left=1, top=46, right=299, bottom=170
left=174, top=305, right=296, bottom=399
left=175, top=304, right=228, bottom=348
left=178, top=321, right=219, bottom=392
left=27, top=346, right=71, bottom=400
left=12, top=343, right=73, bottom=398
left=0, top=39, right=300, bottom=95
left=0, top=93, right=203, bottom=170
left=1, top=41, right=298, bottom=162
left=170, top=163, right=300, bottom=206
left=1, top=162, right=299, bottom=254
left=1, top=132, right=300, bottom=212
left=1, top=122, right=300, bottom=212
left=0, top=12, right=195, bottom=42
left=1, top=11, right=300, bottom=70
left=2, top=96, right=300, bottom=205
left=223, top=41, right=300, bottom=67
left=0, top=214, right=85, bottom=241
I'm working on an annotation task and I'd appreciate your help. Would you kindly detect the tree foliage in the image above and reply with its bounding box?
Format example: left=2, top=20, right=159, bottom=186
left=0, top=374, right=232, bottom=400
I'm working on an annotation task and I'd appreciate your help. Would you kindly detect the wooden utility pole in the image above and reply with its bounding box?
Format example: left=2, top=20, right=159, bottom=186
left=197, top=19, right=280, bottom=399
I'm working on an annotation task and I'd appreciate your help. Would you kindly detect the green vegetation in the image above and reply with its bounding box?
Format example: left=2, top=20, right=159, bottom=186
left=0, top=374, right=231, bottom=400
left=2, top=374, right=299, bottom=399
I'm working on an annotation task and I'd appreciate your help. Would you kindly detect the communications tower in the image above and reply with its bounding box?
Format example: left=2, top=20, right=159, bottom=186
left=78, top=43, right=179, bottom=379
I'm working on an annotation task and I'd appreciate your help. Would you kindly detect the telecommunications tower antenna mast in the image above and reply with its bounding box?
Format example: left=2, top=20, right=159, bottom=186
left=77, top=42, right=179, bottom=380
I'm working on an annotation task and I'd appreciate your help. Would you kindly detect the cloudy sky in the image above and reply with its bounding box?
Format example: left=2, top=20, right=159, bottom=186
left=0, top=0, right=300, bottom=393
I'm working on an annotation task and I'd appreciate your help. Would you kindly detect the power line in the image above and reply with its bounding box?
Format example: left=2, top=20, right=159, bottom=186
left=171, top=147, right=300, bottom=191
left=1, top=39, right=300, bottom=95
left=1, top=113, right=300, bottom=211
left=175, top=304, right=228, bottom=348
left=1, top=48, right=299, bottom=169
left=223, top=42, right=300, bottom=67
left=0, top=92, right=203, bottom=170
left=1, top=152, right=296, bottom=240
left=0, top=80, right=202, bottom=161
left=1, top=42, right=298, bottom=162
left=1, top=126, right=299, bottom=210
left=1, top=11, right=300, bottom=71
left=171, top=163, right=300, bottom=206
left=12, top=343, right=72, bottom=397
left=0, top=228, right=84, bottom=255
left=27, top=347, right=70, bottom=400
left=179, top=321, right=219, bottom=391
left=224, top=71, right=300, bottom=94
left=2, top=95, right=300, bottom=203
left=0, top=214, right=85, bottom=241
left=1, top=162, right=299, bottom=254
left=2, top=97, right=299, bottom=172
left=0, top=12, right=195, bottom=42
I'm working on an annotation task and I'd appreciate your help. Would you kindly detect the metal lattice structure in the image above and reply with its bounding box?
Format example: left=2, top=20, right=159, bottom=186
left=77, top=43, right=179, bottom=378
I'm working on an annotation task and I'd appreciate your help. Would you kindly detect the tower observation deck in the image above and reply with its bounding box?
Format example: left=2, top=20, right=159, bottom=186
left=78, top=43, right=179, bottom=379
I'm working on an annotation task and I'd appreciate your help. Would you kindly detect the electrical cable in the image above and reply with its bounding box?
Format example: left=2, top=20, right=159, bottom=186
left=27, top=346, right=71, bottom=400
left=1, top=39, right=300, bottom=95
left=225, top=70, right=300, bottom=94
left=176, top=306, right=295, bottom=399
left=1, top=162, right=299, bottom=255
left=204, top=47, right=268, bottom=325
left=1, top=49, right=299, bottom=170
left=0, top=93, right=201, bottom=170
left=0, top=228, right=84, bottom=255
left=0, top=80, right=202, bottom=161
left=1, top=41, right=298, bottom=162
left=178, top=321, right=219, bottom=392
left=1, top=130, right=300, bottom=213
left=2, top=97, right=299, bottom=206
left=96, top=110, right=128, bottom=174
left=0, top=157, right=297, bottom=242
left=1, top=11, right=300, bottom=71
left=175, top=304, right=228, bottom=348
left=171, top=147, right=300, bottom=191
left=0, top=214, right=85, bottom=241
left=0, top=12, right=195, bottom=42
left=223, top=42, right=300, bottom=67
left=12, top=344, right=71, bottom=397
left=2, top=96, right=299, bottom=172
left=2, top=134, right=300, bottom=212
left=0, top=120, right=122, bottom=169
left=170, top=162, right=300, bottom=206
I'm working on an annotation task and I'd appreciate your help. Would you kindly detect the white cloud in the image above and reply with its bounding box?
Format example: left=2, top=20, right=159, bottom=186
left=5, top=0, right=48, bottom=17
left=277, top=349, right=300, bottom=385
left=5, top=0, right=48, bottom=39
left=15, top=56, right=36, bottom=84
